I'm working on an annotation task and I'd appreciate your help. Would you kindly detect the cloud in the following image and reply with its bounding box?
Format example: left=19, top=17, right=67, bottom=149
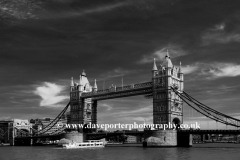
left=194, top=84, right=240, bottom=96
left=208, top=63, right=240, bottom=78
left=201, top=22, right=240, bottom=45
left=113, top=105, right=152, bottom=116
left=100, top=68, right=139, bottom=79
left=212, top=23, right=225, bottom=31
left=184, top=62, right=240, bottom=80
left=0, top=116, right=10, bottom=120
left=174, top=62, right=240, bottom=80
left=99, top=103, right=112, bottom=111
left=138, top=45, right=187, bottom=64
left=103, top=105, right=153, bottom=125
left=34, top=82, right=68, bottom=107
left=82, top=2, right=128, bottom=15
left=37, top=1, right=131, bottom=20
left=0, top=0, right=43, bottom=20
left=0, top=0, right=131, bottom=21
left=182, top=64, right=199, bottom=74
left=202, top=33, right=240, bottom=45
left=131, top=116, right=152, bottom=122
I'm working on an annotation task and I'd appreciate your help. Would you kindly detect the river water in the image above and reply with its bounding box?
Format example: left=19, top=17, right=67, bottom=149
left=0, top=143, right=240, bottom=160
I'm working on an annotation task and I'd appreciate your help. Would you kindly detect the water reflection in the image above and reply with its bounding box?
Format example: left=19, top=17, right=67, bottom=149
left=0, top=144, right=240, bottom=160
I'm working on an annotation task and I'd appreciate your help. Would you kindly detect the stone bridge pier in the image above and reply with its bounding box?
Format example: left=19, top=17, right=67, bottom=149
left=143, top=130, right=192, bottom=147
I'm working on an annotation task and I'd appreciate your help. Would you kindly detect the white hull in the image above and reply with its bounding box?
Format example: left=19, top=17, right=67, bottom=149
left=63, top=140, right=105, bottom=149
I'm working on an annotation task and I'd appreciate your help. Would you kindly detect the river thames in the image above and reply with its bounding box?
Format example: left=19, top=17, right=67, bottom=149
left=0, top=143, right=240, bottom=160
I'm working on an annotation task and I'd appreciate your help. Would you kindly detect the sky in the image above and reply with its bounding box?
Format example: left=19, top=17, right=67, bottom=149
left=1, top=0, right=240, bottom=130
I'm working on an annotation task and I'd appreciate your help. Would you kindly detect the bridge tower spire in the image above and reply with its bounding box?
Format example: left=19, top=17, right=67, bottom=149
left=82, top=69, right=86, bottom=76
left=93, top=79, right=98, bottom=91
left=152, top=58, right=158, bottom=77
left=79, top=75, right=83, bottom=91
left=70, top=77, right=74, bottom=91
left=178, top=61, right=184, bottom=92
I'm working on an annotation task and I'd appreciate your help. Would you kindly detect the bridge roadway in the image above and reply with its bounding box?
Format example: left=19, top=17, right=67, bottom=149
left=15, top=134, right=62, bottom=140
left=87, top=129, right=240, bottom=139
left=177, top=129, right=240, bottom=134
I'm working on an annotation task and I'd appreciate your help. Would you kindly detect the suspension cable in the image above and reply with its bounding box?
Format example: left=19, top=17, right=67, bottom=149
left=171, top=87, right=240, bottom=127
left=176, top=90, right=229, bottom=124
left=182, top=91, right=238, bottom=125
left=35, top=102, right=70, bottom=135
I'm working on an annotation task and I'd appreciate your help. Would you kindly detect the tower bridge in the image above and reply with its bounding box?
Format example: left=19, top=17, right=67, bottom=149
left=69, top=52, right=184, bottom=128
left=2, top=52, right=240, bottom=147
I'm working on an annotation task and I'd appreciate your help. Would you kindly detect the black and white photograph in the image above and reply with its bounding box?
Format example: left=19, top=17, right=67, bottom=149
left=0, top=0, right=240, bottom=160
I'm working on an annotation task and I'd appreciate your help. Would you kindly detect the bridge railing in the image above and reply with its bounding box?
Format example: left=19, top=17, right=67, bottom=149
left=81, top=81, right=152, bottom=97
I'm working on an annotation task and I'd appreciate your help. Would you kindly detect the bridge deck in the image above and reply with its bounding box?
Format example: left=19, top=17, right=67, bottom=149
left=15, top=134, right=62, bottom=139
left=178, top=130, right=240, bottom=134
left=15, top=130, right=240, bottom=139
left=80, top=81, right=153, bottom=100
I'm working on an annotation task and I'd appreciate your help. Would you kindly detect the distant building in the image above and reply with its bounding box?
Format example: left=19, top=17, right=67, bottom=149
left=126, top=135, right=142, bottom=143
left=0, top=120, right=12, bottom=143
left=126, top=135, right=137, bottom=143
left=0, top=119, right=32, bottom=144
left=30, top=116, right=67, bottom=135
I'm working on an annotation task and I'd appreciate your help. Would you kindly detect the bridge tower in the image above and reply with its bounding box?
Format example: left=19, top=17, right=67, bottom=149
left=70, top=70, right=97, bottom=127
left=152, top=51, right=184, bottom=128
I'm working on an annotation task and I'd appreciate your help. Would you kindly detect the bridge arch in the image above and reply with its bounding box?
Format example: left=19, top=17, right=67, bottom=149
left=172, top=117, right=181, bottom=129
left=83, top=123, right=94, bottom=133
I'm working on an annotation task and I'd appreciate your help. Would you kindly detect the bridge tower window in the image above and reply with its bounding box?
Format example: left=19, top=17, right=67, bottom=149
left=87, top=113, right=91, bottom=118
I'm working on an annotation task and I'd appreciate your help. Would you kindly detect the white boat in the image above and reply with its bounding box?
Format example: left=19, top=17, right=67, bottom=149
left=63, top=140, right=105, bottom=149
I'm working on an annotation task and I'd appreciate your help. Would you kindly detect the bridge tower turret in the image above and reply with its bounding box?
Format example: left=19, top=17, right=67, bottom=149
left=178, top=61, right=184, bottom=92
left=79, top=75, right=83, bottom=92
left=152, top=58, right=158, bottom=77
left=93, top=79, right=98, bottom=92
left=70, top=77, right=74, bottom=91
left=152, top=50, right=183, bottom=128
